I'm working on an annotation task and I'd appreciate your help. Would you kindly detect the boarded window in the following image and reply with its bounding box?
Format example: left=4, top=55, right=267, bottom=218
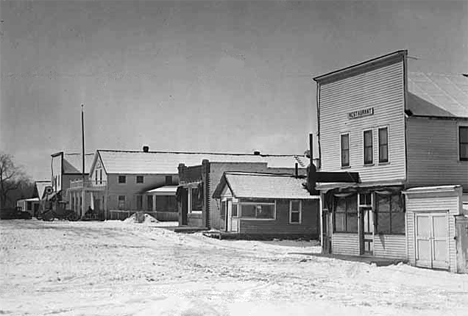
left=364, top=130, right=373, bottom=165
left=379, top=127, right=388, bottom=163
left=341, top=134, right=350, bottom=167
left=376, top=193, right=404, bottom=234
left=334, top=195, right=358, bottom=233
left=460, top=126, right=468, bottom=161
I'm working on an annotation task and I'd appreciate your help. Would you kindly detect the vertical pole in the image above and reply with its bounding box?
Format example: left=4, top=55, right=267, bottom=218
left=81, top=104, right=85, bottom=217
left=309, top=133, right=314, bottom=166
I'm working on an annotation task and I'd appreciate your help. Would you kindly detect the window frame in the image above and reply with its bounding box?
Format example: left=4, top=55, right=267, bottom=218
left=118, top=175, right=126, bottom=184
left=363, top=129, right=374, bottom=165
left=136, top=175, right=144, bottom=184
left=340, top=133, right=350, bottom=168
left=289, top=200, right=302, bottom=224
left=239, top=200, right=276, bottom=220
left=459, top=125, right=468, bottom=161
left=378, top=126, right=389, bottom=163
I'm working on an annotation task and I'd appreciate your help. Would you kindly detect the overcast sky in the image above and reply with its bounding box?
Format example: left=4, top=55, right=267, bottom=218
left=1, top=0, right=467, bottom=181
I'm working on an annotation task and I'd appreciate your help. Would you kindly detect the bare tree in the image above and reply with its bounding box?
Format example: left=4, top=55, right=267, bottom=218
left=0, top=153, right=29, bottom=209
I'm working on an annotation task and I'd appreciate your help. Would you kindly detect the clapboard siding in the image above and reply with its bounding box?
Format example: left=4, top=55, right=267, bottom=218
left=407, top=118, right=468, bottom=189
left=406, top=212, right=415, bottom=265
left=373, top=234, right=407, bottom=259
left=319, top=61, right=406, bottom=183
left=332, top=233, right=360, bottom=256
left=405, top=192, right=461, bottom=272
left=239, top=199, right=319, bottom=237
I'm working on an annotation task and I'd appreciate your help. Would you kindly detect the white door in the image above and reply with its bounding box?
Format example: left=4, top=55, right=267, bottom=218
left=415, top=213, right=449, bottom=270
left=226, top=199, right=238, bottom=233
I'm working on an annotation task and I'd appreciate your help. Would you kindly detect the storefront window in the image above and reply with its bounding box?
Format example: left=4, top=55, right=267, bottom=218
left=334, top=194, right=358, bottom=233
left=240, top=201, right=275, bottom=219
left=376, top=193, right=405, bottom=234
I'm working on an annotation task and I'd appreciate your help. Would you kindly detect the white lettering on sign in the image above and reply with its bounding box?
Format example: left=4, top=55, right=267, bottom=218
left=348, top=107, right=374, bottom=119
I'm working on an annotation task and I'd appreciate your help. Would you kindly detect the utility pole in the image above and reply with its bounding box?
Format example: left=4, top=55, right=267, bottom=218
left=81, top=104, right=85, bottom=218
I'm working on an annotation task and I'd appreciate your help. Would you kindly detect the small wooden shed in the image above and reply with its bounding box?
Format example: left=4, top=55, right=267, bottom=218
left=404, top=185, right=467, bottom=273
left=212, top=172, right=320, bottom=239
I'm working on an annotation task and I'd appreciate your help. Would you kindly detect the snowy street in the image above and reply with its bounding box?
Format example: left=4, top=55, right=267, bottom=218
left=1, top=220, right=468, bottom=316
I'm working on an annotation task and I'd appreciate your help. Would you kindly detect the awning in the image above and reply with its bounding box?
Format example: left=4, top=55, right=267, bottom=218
left=146, top=186, right=178, bottom=196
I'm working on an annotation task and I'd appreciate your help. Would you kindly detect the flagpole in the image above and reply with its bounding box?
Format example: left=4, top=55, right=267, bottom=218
left=81, top=104, right=85, bottom=217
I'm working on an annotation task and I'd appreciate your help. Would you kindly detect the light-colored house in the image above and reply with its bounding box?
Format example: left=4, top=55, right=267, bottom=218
left=16, top=198, right=39, bottom=217
left=67, top=148, right=308, bottom=221
left=177, top=156, right=309, bottom=230
left=211, top=172, right=320, bottom=239
left=313, top=50, right=468, bottom=272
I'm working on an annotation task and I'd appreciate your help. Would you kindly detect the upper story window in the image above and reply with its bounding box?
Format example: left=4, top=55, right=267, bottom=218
left=165, top=175, right=172, bottom=185
left=378, top=127, right=388, bottom=163
left=363, top=130, right=373, bottom=165
left=460, top=126, right=468, bottom=161
left=118, top=175, right=126, bottom=184
left=136, top=175, right=144, bottom=184
left=99, top=169, right=103, bottom=184
left=341, top=134, right=350, bottom=167
left=95, top=170, right=98, bottom=184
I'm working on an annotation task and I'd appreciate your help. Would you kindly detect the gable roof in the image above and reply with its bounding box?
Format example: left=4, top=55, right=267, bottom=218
left=407, top=72, right=468, bottom=118
left=212, top=172, right=317, bottom=200
left=62, top=153, right=95, bottom=174
left=94, top=150, right=308, bottom=175
left=35, top=180, right=51, bottom=199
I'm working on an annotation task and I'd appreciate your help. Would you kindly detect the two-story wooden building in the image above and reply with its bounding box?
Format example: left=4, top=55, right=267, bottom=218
left=313, top=50, right=468, bottom=271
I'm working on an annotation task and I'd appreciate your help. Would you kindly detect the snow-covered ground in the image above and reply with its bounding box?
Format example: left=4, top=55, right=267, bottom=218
left=1, top=219, right=467, bottom=316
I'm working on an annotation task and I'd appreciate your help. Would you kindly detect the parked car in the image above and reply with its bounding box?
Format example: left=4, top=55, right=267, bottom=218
left=0, top=207, right=33, bottom=220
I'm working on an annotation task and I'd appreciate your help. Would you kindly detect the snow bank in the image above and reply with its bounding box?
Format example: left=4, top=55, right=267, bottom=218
left=123, top=213, right=159, bottom=224
left=135, top=297, right=227, bottom=316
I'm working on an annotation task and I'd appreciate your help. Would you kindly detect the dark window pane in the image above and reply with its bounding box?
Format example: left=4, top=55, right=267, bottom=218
left=461, top=144, right=468, bottom=160
left=291, top=200, right=301, bottom=212
left=220, top=201, right=226, bottom=219
left=147, top=196, right=153, bottom=211
left=347, top=195, right=357, bottom=212
left=336, top=198, right=346, bottom=213
left=257, top=205, right=274, bottom=219
left=335, top=213, right=346, bottom=232
left=460, top=127, right=468, bottom=143
left=232, top=204, right=238, bottom=217
left=379, top=128, right=388, bottom=145
left=341, top=134, right=349, bottom=150
left=364, top=130, right=373, bottom=164
left=136, top=176, right=144, bottom=183
left=242, top=205, right=256, bottom=217
left=191, top=188, right=203, bottom=211
left=377, top=212, right=391, bottom=234
left=341, top=134, right=350, bottom=166
left=391, top=194, right=403, bottom=212
left=118, top=176, right=126, bottom=183
left=347, top=212, right=358, bottom=232
left=377, top=195, right=390, bottom=213
left=291, top=212, right=300, bottom=223
left=391, top=212, right=405, bottom=234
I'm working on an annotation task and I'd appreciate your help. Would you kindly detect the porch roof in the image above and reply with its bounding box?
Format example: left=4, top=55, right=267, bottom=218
left=146, top=186, right=178, bottom=195
left=316, top=180, right=405, bottom=192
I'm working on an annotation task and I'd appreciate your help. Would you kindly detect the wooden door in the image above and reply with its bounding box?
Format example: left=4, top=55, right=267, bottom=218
left=415, top=213, right=449, bottom=270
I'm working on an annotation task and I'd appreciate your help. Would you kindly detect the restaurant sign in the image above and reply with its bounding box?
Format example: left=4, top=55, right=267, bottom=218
left=348, top=107, right=374, bottom=119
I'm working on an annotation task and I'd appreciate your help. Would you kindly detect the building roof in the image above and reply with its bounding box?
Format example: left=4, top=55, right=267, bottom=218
left=35, top=181, right=51, bottom=199
left=95, top=150, right=308, bottom=175
left=62, top=153, right=95, bottom=174
left=407, top=72, right=468, bottom=118
left=213, top=172, right=317, bottom=200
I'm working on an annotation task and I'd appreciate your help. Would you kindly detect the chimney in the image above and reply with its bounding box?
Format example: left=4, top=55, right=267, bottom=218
left=253, top=150, right=261, bottom=155
left=143, top=146, right=149, bottom=152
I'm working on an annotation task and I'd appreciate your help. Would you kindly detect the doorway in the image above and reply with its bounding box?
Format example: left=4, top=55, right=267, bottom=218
left=415, top=212, right=449, bottom=270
